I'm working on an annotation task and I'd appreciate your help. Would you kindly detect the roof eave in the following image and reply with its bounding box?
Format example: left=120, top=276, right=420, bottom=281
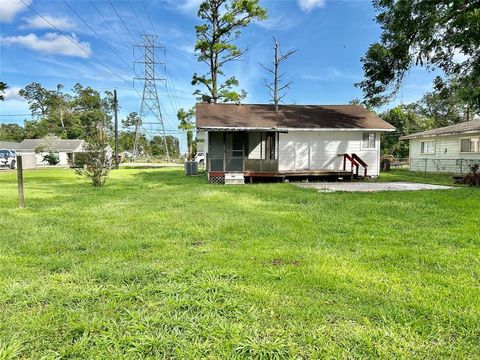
left=197, top=126, right=395, bottom=132
left=401, top=129, right=480, bottom=140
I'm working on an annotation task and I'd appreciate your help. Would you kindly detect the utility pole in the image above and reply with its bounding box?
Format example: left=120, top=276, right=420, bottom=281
left=113, top=89, right=119, bottom=169
left=134, top=34, right=170, bottom=162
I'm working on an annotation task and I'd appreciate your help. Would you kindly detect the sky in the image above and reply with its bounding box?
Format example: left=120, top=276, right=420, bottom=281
left=0, top=0, right=438, bottom=151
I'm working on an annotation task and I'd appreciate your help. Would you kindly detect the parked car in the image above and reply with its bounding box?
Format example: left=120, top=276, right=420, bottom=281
left=194, top=152, right=205, bottom=164
left=0, top=149, right=16, bottom=169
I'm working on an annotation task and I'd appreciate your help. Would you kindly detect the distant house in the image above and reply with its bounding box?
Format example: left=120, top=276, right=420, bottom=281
left=400, top=120, right=480, bottom=174
left=16, top=138, right=85, bottom=166
left=0, top=141, right=19, bottom=150
left=196, top=104, right=395, bottom=183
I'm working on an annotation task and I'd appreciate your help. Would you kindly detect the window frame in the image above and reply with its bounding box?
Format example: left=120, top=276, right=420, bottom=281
left=361, top=132, right=377, bottom=150
left=420, top=139, right=436, bottom=155
left=460, top=137, right=480, bottom=154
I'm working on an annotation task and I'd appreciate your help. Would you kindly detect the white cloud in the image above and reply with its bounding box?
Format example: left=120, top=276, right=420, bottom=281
left=20, top=15, right=77, bottom=30
left=255, top=15, right=300, bottom=30
left=298, top=0, right=326, bottom=12
left=166, top=0, right=202, bottom=13
left=178, top=44, right=195, bottom=55
left=301, top=67, right=360, bottom=81
left=1, top=32, right=91, bottom=58
left=0, top=0, right=30, bottom=22
left=3, top=86, right=24, bottom=101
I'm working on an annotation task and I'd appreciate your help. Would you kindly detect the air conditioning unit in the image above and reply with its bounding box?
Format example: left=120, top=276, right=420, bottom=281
left=184, top=161, right=198, bottom=176
left=224, top=172, right=244, bottom=185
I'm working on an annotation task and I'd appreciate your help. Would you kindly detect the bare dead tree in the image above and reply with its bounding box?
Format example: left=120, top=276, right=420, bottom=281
left=260, top=37, right=297, bottom=111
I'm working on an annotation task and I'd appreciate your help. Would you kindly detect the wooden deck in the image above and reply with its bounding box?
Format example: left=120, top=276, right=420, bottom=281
left=243, top=169, right=355, bottom=181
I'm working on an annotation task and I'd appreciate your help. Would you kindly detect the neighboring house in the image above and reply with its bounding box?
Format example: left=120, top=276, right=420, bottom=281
left=196, top=104, right=395, bottom=183
left=0, top=141, right=19, bottom=150
left=120, top=150, right=135, bottom=159
left=16, top=139, right=85, bottom=166
left=400, top=120, right=480, bottom=174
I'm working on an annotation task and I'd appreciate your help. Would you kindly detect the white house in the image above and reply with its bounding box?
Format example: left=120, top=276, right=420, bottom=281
left=400, top=120, right=480, bottom=174
left=196, top=104, right=395, bottom=183
left=16, top=138, right=85, bottom=166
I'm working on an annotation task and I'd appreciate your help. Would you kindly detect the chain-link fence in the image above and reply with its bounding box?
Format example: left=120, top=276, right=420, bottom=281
left=409, top=158, right=480, bottom=174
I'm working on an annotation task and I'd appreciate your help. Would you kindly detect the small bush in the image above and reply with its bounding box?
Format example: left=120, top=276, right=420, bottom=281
left=75, top=134, right=111, bottom=187
left=463, top=163, right=480, bottom=186
left=42, top=152, right=60, bottom=165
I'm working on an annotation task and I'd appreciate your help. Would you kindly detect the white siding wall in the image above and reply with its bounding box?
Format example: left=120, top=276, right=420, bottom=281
left=409, top=133, right=480, bottom=173
left=278, top=131, right=381, bottom=176
left=18, top=152, right=70, bottom=166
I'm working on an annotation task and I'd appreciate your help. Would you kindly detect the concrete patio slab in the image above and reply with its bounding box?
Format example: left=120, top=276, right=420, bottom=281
left=294, top=181, right=454, bottom=192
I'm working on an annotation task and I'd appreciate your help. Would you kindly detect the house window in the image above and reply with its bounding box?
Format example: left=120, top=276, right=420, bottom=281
left=362, top=132, right=376, bottom=149
left=460, top=137, right=480, bottom=153
left=420, top=140, right=435, bottom=154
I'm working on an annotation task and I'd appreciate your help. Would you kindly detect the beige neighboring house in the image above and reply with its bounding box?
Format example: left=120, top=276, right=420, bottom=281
left=400, top=120, right=480, bottom=174
left=16, top=138, right=85, bottom=166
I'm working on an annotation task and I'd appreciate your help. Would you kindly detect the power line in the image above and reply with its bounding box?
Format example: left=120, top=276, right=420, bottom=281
left=19, top=0, right=132, bottom=87
left=88, top=0, right=133, bottom=52
left=0, top=114, right=32, bottom=117
left=107, top=0, right=137, bottom=45
left=127, top=0, right=147, bottom=35
left=63, top=0, right=132, bottom=72
left=141, top=1, right=157, bottom=35
left=18, top=0, right=160, bottom=126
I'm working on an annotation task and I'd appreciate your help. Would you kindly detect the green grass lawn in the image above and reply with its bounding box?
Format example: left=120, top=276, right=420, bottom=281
left=374, top=168, right=461, bottom=186
left=0, top=168, right=479, bottom=359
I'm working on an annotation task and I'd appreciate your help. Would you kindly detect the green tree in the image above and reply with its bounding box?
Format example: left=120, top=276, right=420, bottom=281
left=357, top=0, right=479, bottom=109
left=192, top=0, right=267, bottom=103
left=75, top=128, right=111, bottom=187
left=0, top=81, right=7, bottom=101
left=0, top=123, right=24, bottom=141
left=19, top=82, right=113, bottom=141
left=121, top=112, right=142, bottom=154
left=177, top=107, right=195, bottom=160
left=149, top=136, right=180, bottom=158
left=380, top=105, right=430, bottom=158
left=19, top=82, right=55, bottom=116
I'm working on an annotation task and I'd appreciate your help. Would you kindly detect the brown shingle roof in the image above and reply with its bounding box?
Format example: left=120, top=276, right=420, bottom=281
left=400, top=120, right=480, bottom=140
left=196, top=104, right=395, bottom=131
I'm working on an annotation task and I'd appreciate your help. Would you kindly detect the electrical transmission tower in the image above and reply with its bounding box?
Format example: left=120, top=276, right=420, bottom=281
left=134, top=34, right=170, bottom=161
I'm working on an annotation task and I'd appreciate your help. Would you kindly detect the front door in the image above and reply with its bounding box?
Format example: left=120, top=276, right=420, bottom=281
left=294, top=137, right=310, bottom=170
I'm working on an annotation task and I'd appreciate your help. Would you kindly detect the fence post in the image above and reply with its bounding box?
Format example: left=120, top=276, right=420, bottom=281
left=16, top=155, right=25, bottom=208
left=424, top=158, right=427, bottom=173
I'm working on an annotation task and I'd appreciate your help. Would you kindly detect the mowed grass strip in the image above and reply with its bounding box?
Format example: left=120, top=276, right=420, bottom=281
left=0, top=168, right=479, bottom=359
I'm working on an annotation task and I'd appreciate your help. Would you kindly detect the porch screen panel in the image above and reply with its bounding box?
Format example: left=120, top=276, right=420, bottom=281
left=225, top=132, right=244, bottom=172
left=209, top=132, right=224, bottom=171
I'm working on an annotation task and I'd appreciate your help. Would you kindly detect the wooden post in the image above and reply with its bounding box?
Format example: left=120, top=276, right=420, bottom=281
left=113, top=89, right=119, bottom=169
left=16, top=155, right=24, bottom=208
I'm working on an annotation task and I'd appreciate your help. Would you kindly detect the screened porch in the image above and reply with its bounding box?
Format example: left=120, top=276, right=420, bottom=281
left=208, top=131, right=279, bottom=173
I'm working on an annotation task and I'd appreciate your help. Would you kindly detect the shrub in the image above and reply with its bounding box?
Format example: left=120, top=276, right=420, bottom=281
left=75, top=132, right=111, bottom=187
left=463, top=163, right=480, bottom=186
left=42, top=152, right=60, bottom=165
